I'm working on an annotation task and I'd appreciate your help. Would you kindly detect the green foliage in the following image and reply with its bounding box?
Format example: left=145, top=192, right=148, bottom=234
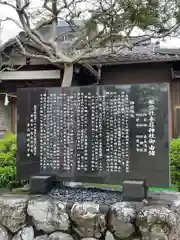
left=170, top=138, right=180, bottom=191
left=125, top=0, right=159, bottom=29
left=0, top=132, right=24, bottom=189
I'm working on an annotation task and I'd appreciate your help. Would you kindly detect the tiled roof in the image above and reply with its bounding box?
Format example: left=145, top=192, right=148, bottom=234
left=79, top=44, right=180, bottom=65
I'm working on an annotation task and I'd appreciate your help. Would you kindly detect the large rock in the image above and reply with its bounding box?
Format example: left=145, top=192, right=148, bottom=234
left=70, top=202, right=106, bottom=238
left=0, top=195, right=28, bottom=233
left=136, top=206, right=177, bottom=240
left=13, top=226, right=34, bottom=240
left=0, top=225, right=10, bottom=240
left=170, top=200, right=180, bottom=239
left=49, top=232, right=74, bottom=240
left=81, top=239, right=98, bottom=240
left=108, top=202, right=136, bottom=239
left=105, top=231, right=115, bottom=240
left=34, top=235, right=49, bottom=240
left=27, top=197, right=69, bottom=233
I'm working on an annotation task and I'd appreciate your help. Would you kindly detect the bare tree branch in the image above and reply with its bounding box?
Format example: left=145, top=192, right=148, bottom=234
left=14, top=36, right=62, bottom=63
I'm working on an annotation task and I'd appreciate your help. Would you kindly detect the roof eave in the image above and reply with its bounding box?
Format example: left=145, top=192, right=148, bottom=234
left=79, top=57, right=180, bottom=66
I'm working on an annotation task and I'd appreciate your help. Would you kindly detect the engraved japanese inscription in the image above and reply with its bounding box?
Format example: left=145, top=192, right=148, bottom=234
left=17, top=83, right=170, bottom=187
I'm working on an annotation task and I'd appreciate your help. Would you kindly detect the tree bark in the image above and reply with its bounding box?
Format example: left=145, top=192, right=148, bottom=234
left=61, top=64, right=73, bottom=87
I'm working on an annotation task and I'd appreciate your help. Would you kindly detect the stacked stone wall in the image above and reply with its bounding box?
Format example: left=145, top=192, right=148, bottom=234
left=0, top=191, right=180, bottom=240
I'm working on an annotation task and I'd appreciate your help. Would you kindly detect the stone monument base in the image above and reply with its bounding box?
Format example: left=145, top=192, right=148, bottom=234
left=29, top=175, right=55, bottom=194
left=122, top=180, right=148, bottom=201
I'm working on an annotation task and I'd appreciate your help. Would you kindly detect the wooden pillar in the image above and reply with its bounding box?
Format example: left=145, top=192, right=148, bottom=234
left=11, top=98, right=16, bottom=133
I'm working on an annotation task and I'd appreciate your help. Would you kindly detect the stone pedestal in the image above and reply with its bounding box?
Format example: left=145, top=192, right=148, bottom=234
left=122, top=180, right=148, bottom=201
left=29, top=175, right=54, bottom=194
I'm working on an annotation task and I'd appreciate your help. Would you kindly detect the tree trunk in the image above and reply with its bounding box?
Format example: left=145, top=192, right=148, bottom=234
left=61, top=64, right=73, bottom=87
left=61, top=63, right=83, bottom=187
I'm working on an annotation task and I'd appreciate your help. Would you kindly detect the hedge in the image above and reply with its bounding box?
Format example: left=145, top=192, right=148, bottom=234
left=0, top=132, right=25, bottom=189
left=170, top=138, right=180, bottom=191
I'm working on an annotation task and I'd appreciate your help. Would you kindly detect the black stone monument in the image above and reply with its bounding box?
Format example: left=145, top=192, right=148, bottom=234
left=17, top=83, right=170, bottom=195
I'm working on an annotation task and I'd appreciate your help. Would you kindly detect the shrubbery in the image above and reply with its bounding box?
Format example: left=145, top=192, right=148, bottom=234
left=0, top=132, right=25, bottom=189
left=0, top=132, right=16, bottom=187
left=170, top=138, right=180, bottom=191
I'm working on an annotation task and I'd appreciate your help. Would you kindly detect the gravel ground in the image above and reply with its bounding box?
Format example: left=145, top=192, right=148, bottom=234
left=48, top=186, right=123, bottom=205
